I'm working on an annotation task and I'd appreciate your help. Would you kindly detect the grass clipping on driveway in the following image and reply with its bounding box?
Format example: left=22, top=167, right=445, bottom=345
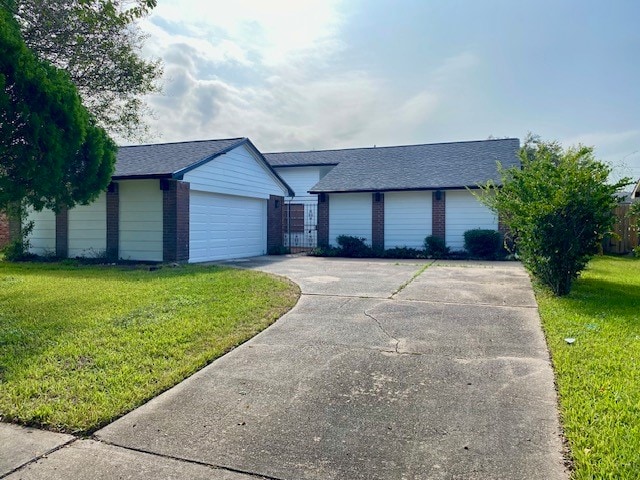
left=0, top=262, right=299, bottom=434
left=536, top=255, right=640, bottom=478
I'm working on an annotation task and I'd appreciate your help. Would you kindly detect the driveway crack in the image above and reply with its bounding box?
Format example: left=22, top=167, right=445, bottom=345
left=390, top=261, right=434, bottom=298
left=364, top=309, right=400, bottom=354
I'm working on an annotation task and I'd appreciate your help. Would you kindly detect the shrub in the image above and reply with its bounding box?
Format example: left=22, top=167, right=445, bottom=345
left=463, top=229, right=502, bottom=259
left=1, top=218, right=35, bottom=262
left=335, top=235, right=373, bottom=257
left=382, top=246, right=424, bottom=259
left=268, top=245, right=290, bottom=255
left=424, top=235, right=449, bottom=259
left=308, top=246, right=341, bottom=257
left=476, top=135, right=631, bottom=295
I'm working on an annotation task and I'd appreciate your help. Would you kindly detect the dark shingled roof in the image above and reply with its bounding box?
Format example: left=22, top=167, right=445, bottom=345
left=266, top=138, right=520, bottom=193
left=114, top=138, right=246, bottom=178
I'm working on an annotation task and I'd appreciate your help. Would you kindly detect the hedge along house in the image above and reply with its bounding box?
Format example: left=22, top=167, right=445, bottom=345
left=25, top=138, right=293, bottom=262
left=265, top=138, right=520, bottom=251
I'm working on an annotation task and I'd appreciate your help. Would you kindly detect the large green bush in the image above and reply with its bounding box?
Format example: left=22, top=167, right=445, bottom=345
left=335, top=235, right=373, bottom=257
left=477, top=136, right=630, bottom=295
left=424, top=235, right=449, bottom=259
left=463, top=229, right=502, bottom=259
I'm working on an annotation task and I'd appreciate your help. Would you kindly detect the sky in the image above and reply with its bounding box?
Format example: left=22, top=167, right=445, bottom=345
left=136, top=0, right=640, bottom=183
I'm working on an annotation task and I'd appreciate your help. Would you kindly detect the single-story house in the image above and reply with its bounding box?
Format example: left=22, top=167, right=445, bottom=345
left=24, top=137, right=293, bottom=262
left=11, top=136, right=520, bottom=261
left=266, top=138, right=520, bottom=251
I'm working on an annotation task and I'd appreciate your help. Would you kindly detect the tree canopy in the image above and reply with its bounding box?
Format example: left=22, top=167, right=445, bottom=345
left=14, top=0, right=162, bottom=140
left=0, top=3, right=116, bottom=213
left=478, top=135, right=630, bottom=295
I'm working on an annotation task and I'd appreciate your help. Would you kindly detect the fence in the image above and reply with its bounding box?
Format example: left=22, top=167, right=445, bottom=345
left=604, top=204, right=638, bottom=254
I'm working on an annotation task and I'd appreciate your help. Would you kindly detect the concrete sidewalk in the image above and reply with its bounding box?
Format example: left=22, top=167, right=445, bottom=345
left=3, top=257, right=567, bottom=479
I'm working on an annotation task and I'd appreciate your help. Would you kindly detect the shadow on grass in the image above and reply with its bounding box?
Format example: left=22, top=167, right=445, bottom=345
left=561, top=275, right=640, bottom=327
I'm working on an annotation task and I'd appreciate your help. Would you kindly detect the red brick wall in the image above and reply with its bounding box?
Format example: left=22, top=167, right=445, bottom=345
left=372, top=192, right=384, bottom=250
left=317, top=194, right=329, bottom=247
left=55, top=208, right=69, bottom=258
left=163, top=179, right=190, bottom=262
left=0, top=213, right=9, bottom=247
left=432, top=190, right=446, bottom=240
left=267, top=195, right=284, bottom=252
left=106, top=183, right=119, bottom=260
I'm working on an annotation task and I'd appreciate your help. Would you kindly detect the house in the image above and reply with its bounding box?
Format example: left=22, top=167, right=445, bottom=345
left=13, top=136, right=520, bottom=262
left=265, top=138, right=520, bottom=251
left=24, top=138, right=293, bottom=262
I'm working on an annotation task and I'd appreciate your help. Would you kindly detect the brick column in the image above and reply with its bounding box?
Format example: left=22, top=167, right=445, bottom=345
left=106, top=183, right=119, bottom=261
left=0, top=213, right=10, bottom=247
left=267, top=195, right=284, bottom=253
left=432, top=190, right=446, bottom=241
left=8, top=207, right=21, bottom=243
left=55, top=207, right=69, bottom=258
left=162, top=179, right=190, bottom=262
left=372, top=192, right=384, bottom=251
left=317, top=193, right=330, bottom=247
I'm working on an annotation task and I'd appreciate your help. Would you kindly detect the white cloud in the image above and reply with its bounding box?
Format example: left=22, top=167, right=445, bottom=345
left=143, top=0, right=343, bottom=66
left=135, top=2, right=485, bottom=152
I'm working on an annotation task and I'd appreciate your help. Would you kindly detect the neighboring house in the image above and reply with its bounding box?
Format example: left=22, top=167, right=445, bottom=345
left=631, top=178, right=640, bottom=200
left=16, top=136, right=520, bottom=262
left=24, top=138, right=293, bottom=262
left=266, top=138, right=520, bottom=251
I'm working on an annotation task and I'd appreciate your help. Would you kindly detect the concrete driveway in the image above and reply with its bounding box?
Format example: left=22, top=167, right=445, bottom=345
left=4, top=256, right=566, bottom=479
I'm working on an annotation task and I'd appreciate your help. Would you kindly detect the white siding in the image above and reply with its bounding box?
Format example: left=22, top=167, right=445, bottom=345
left=445, top=190, right=497, bottom=250
left=189, top=192, right=266, bottom=263
left=384, top=191, right=432, bottom=249
left=68, top=193, right=106, bottom=258
left=184, top=144, right=287, bottom=199
left=119, top=180, right=163, bottom=261
left=26, top=208, right=56, bottom=255
left=329, top=193, right=372, bottom=246
left=274, top=166, right=321, bottom=201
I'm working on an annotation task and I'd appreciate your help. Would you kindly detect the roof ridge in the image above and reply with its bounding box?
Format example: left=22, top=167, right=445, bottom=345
left=265, top=137, right=519, bottom=155
left=119, top=137, right=246, bottom=149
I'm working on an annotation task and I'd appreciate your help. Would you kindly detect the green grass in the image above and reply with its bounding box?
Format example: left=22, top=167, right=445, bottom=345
left=0, top=261, right=299, bottom=434
left=536, top=255, right=640, bottom=478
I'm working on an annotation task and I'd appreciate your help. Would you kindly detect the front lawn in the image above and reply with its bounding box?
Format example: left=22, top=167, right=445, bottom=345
left=0, top=262, right=299, bottom=434
left=536, top=255, right=640, bottom=478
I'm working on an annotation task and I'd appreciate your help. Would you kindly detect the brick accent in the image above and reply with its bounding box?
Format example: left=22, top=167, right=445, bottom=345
left=317, top=193, right=330, bottom=247
left=106, top=183, right=119, bottom=261
left=163, top=179, right=190, bottom=262
left=0, top=213, right=9, bottom=247
left=8, top=209, right=21, bottom=243
left=267, top=195, right=284, bottom=253
left=432, top=190, right=446, bottom=240
left=372, top=192, right=384, bottom=251
left=55, top=207, right=69, bottom=258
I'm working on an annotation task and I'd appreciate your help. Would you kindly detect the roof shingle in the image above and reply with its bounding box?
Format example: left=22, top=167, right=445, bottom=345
left=266, top=139, right=520, bottom=192
left=114, top=138, right=245, bottom=178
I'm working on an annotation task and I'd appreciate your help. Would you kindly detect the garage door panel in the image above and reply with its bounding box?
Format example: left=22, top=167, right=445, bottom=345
left=189, top=191, right=266, bottom=262
left=384, top=192, right=432, bottom=249
left=445, top=190, right=497, bottom=250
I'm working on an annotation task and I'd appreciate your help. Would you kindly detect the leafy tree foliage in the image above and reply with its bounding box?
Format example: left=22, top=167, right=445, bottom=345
left=0, top=4, right=116, bottom=213
left=14, top=0, right=162, bottom=140
left=478, top=136, right=630, bottom=295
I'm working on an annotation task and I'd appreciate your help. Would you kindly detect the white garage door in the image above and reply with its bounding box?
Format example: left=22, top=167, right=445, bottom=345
left=189, top=191, right=267, bottom=263
left=329, top=193, right=372, bottom=246
left=384, top=191, right=432, bottom=249
left=445, top=190, right=497, bottom=250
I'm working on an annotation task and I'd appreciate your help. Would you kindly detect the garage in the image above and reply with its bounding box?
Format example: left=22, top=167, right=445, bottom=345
left=445, top=190, right=498, bottom=250
left=189, top=191, right=266, bottom=263
left=384, top=191, right=432, bottom=249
